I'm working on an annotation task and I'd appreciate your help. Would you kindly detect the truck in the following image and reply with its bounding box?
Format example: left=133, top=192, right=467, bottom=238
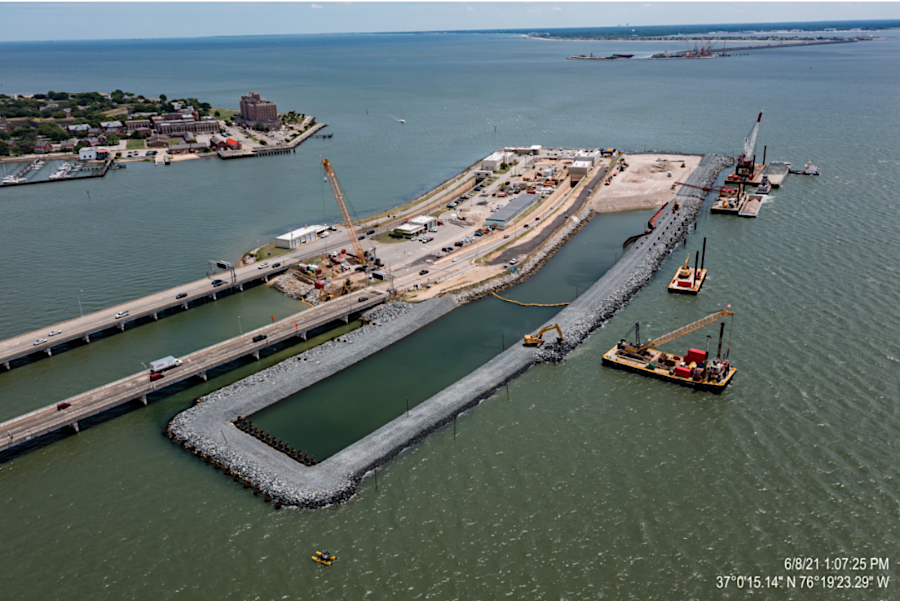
left=150, top=356, right=182, bottom=373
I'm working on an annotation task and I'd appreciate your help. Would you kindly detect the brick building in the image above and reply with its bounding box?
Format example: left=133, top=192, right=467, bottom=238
left=236, top=92, right=282, bottom=130
left=156, top=116, right=220, bottom=136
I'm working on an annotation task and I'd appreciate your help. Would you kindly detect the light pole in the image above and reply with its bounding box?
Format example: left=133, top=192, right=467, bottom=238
left=238, top=315, right=243, bottom=335
left=77, top=290, right=84, bottom=318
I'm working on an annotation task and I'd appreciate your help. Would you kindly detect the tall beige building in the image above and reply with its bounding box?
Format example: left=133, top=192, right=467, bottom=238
left=237, top=92, right=281, bottom=130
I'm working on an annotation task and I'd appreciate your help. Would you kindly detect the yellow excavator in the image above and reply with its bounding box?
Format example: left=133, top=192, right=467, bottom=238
left=524, top=324, right=563, bottom=347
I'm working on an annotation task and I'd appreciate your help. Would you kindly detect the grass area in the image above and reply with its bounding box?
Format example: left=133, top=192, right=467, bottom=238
left=251, top=241, right=292, bottom=262
left=372, top=232, right=407, bottom=244
left=212, top=108, right=236, bottom=121
left=126, top=139, right=145, bottom=150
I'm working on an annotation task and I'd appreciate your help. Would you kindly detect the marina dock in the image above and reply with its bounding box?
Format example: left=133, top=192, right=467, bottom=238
left=0, top=290, right=386, bottom=455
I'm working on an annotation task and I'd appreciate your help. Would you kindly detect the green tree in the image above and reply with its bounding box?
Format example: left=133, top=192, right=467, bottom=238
left=106, top=134, right=120, bottom=145
left=74, top=141, right=87, bottom=151
left=0, top=140, right=8, bottom=156
left=214, top=110, right=221, bottom=118
left=51, top=111, right=66, bottom=119
left=159, top=94, right=167, bottom=102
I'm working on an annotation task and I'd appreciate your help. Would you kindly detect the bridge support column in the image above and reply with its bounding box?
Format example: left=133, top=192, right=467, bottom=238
left=3, top=362, right=9, bottom=371
left=238, top=284, right=243, bottom=292
left=253, top=351, right=260, bottom=361
left=83, top=334, right=90, bottom=343
left=153, top=312, right=158, bottom=321
left=212, top=293, right=217, bottom=301
left=343, top=314, right=349, bottom=324
left=264, top=275, right=268, bottom=283
left=71, top=421, right=79, bottom=433
left=141, top=395, right=148, bottom=406
left=199, top=372, right=207, bottom=382
left=301, top=331, right=307, bottom=341
left=45, top=348, right=52, bottom=357
left=118, top=323, right=125, bottom=331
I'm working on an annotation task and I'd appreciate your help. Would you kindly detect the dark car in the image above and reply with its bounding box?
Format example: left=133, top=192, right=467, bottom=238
left=358, top=296, right=369, bottom=302
left=272, top=262, right=281, bottom=268
left=176, top=292, right=188, bottom=299
left=454, top=241, right=463, bottom=247
left=252, top=334, right=268, bottom=343
left=150, top=372, right=165, bottom=382
left=366, top=230, right=375, bottom=235
left=419, top=269, right=429, bottom=276
left=211, top=279, right=225, bottom=287
left=523, top=224, right=530, bottom=229
left=358, top=234, right=365, bottom=240
left=56, top=402, right=71, bottom=411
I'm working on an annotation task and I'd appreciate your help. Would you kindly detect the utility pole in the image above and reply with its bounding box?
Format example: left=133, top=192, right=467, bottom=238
left=77, top=290, right=84, bottom=318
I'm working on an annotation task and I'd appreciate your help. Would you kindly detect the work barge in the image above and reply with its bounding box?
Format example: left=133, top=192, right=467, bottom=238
left=165, top=153, right=733, bottom=510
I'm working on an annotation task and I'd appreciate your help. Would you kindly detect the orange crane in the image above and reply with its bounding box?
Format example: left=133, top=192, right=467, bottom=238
left=321, top=158, right=367, bottom=266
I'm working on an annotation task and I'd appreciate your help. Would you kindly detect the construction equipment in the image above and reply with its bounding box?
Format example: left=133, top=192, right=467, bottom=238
left=602, top=309, right=736, bottom=392
left=731, top=111, right=763, bottom=181
left=523, top=324, right=563, bottom=347
left=668, top=238, right=707, bottom=294
left=322, top=159, right=367, bottom=266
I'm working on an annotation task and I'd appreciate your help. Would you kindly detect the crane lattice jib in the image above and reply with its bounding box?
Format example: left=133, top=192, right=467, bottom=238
left=640, top=309, right=734, bottom=352
left=322, top=159, right=366, bottom=265
left=742, top=111, right=763, bottom=160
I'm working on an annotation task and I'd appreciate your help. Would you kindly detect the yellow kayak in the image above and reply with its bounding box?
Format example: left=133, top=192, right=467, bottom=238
left=312, top=551, right=338, bottom=566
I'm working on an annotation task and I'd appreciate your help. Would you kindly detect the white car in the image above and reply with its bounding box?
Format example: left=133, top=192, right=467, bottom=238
left=115, top=311, right=129, bottom=319
left=258, top=263, right=269, bottom=270
left=33, top=338, right=48, bottom=346
left=48, top=329, right=62, bottom=336
left=509, top=258, right=519, bottom=265
left=452, top=257, right=459, bottom=262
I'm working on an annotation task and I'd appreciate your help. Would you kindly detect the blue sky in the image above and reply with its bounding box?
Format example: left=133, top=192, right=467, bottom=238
left=3, top=2, right=899, bottom=42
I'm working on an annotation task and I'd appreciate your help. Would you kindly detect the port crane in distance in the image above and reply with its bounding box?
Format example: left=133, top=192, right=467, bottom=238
left=524, top=324, right=563, bottom=347
left=617, top=308, right=733, bottom=355
left=322, top=158, right=368, bottom=267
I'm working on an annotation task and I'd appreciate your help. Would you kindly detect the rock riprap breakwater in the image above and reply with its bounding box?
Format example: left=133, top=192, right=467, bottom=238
left=168, top=154, right=730, bottom=509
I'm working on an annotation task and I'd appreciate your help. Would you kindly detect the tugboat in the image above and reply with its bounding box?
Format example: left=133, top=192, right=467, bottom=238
left=790, top=160, right=819, bottom=176
left=755, top=175, right=772, bottom=195
left=602, top=308, right=737, bottom=393
left=312, top=550, right=338, bottom=566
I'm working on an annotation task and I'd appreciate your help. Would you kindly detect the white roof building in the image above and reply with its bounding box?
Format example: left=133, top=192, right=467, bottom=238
left=275, top=225, right=329, bottom=249
left=393, top=223, right=425, bottom=237
left=409, top=215, right=437, bottom=229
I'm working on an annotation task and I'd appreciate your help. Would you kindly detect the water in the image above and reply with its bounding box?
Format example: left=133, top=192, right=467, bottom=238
left=1, top=32, right=899, bottom=599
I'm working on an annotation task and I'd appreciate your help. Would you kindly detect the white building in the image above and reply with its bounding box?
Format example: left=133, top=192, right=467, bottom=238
left=569, top=160, right=592, bottom=182
left=482, top=151, right=513, bottom=172
left=574, top=150, right=602, bottom=165
left=275, top=225, right=329, bottom=249
left=409, top=215, right=438, bottom=231
left=393, top=223, right=425, bottom=237
left=474, top=170, right=492, bottom=181
left=79, top=147, right=97, bottom=160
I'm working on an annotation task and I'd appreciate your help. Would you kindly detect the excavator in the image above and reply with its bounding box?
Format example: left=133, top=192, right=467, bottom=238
left=602, top=309, right=737, bottom=392
left=523, top=324, right=563, bottom=348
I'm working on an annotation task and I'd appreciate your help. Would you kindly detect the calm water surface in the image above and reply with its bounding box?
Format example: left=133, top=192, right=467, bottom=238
left=1, top=32, right=898, bottom=600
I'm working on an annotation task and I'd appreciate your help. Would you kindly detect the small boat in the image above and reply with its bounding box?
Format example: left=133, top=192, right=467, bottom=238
left=790, top=160, right=819, bottom=176
left=312, top=550, right=338, bottom=566
left=399, top=119, right=405, bottom=124
left=755, top=175, right=771, bottom=195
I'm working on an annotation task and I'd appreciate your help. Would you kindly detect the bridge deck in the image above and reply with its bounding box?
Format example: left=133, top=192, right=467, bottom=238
left=0, top=290, right=386, bottom=454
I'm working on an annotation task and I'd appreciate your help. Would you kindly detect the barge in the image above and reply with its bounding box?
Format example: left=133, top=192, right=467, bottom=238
left=667, top=238, right=707, bottom=294
left=602, top=309, right=737, bottom=393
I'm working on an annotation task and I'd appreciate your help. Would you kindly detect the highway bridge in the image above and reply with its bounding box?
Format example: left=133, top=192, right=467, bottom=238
left=0, top=289, right=387, bottom=454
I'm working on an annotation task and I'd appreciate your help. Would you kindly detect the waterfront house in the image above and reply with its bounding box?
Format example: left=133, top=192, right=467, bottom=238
left=210, top=135, right=242, bottom=152
left=61, top=138, right=77, bottom=151
left=34, top=141, right=53, bottom=154
left=125, top=119, right=152, bottom=137
left=147, top=133, right=168, bottom=148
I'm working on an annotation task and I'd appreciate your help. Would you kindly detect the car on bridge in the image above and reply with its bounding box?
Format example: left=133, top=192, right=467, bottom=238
left=257, top=263, right=269, bottom=270
left=176, top=293, right=188, bottom=299
left=211, top=279, right=225, bottom=287
left=272, top=263, right=281, bottom=268
left=150, top=373, right=165, bottom=382
left=358, top=296, right=369, bottom=302
left=48, top=329, right=62, bottom=336
left=419, top=270, right=429, bottom=275
left=33, top=338, right=47, bottom=346
left=252, top=334, right=268, bottom=343
left=115, top=311, right=129, bottom=319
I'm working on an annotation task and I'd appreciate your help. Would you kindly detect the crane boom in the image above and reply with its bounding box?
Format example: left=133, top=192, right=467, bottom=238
left=321, top=159, right=367, bottom=266
left=640, top=309, right=733, bottom=352
left=742, top=111, right=763, bottom=160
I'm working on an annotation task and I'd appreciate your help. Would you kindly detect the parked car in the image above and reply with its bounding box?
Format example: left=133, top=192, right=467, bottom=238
left=150, top=372, right=165, bottom=382
left=115, top=311, right=129, bottom=319
left=33, top=338, right=47, bottom=346
left=358, top=296, right=369, bottom=302
left=366, top=230, right=375, bottom=235
left=211, top=279, right=225, bottom=287
left=510, top=258, right=519, bottom=265
left=176, top=292, right=188, bottom=299
left=474, top=232, right=483, bottom=237
left=48, top=329, right=62, bottom=336
left=419, top=269, right=429, bottom=275
left=358, top=234, right=365, bottom=240
left=503, top=234, right=510, bottom=239
left=257, top=263, right=269, bottom=270
left=252, top=334, right=268, bottom=343
left=454, top=241, right=463, bottom=247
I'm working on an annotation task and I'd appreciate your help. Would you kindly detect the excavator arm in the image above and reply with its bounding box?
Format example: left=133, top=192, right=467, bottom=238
left=523, top=324, right=563, bottom=347
left=639, top=309, right=732, bottom=352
